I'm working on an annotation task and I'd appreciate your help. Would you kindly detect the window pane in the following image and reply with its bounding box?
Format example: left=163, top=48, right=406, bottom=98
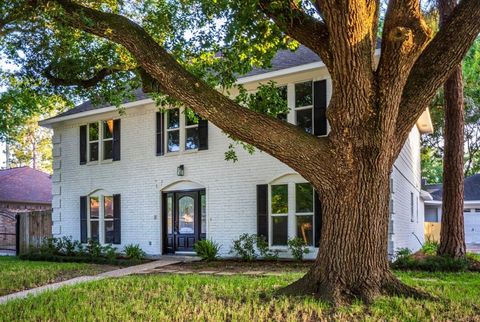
left=104, top=196, right=113, bottom=219
left=103, top=120, right=113, bottom=139
left=296, top=109, right=313, bottom=134
left=296, top=215, right=313, bottom=246
left=185, top=109, right=199, bottom=126
left=296, top=183, right=313, bottom=213
left=89, top=123, right=99, bottom=141
left=271, top=185, right=288, bottom=214
left=167, top=195, right=173, bottom=234
left=103, top=140, right=113, bottom=160
left=179, top=196, right=195, bottom=234
left=104, top=221, right=114, bottom=244
left=89, top=142, right=99, bottom=161
left=90, top=197, right=99, bottom=219
left=90, top=221, right=99, bottom=242
left=201, top=193, right=206, bottom=234
left=295, top=81, right=312, bottom=107
left=272, top=216, right=288, bottom=246
left=185, top=127, right=199, bottom=150
left=167, top=109, right=180, bottom=129
left=167, top=130, right=180, bottom=152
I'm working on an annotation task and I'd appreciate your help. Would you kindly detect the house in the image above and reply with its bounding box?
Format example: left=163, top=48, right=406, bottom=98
left=39, top=46, right=433, bottom=258
left=424, top=174, right=480, bottom=249
left=0, top=166, right=52, bottom=253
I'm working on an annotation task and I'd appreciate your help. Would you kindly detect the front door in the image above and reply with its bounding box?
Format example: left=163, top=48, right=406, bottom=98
left=163, top=190, right=205, bottom=253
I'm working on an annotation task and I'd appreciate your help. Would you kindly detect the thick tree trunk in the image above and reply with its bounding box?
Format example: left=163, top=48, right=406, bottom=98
left=438, top=0, right=466, bottom=258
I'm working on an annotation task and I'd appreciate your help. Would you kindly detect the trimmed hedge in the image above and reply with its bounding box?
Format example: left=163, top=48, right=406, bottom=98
left=19, top=252, right=147, bottom=266
left=391, top=254, right=471, bottom=272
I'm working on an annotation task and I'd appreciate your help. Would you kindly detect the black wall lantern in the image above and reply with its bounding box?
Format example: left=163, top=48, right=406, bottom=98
left=177, top=164, right=184, bottom=176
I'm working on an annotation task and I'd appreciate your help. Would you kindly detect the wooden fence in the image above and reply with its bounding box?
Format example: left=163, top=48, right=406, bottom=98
left=424, top=222, right=441, bottom=243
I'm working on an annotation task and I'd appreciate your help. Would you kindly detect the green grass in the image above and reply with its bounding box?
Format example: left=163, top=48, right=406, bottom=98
left=1, top=271, right=479, bottom=321
left=0, top=256, right=112, bottom=296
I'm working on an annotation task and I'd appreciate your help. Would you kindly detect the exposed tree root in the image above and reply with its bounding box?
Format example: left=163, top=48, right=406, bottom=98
left=276, top=270, right=435, bottom=306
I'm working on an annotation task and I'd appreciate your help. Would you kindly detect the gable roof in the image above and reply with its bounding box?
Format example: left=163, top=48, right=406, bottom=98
left=430, top=173, right=480, bottom=201
left=0, top=167, right=52, bottom=204
left=43, top=45, right=323, bottom=122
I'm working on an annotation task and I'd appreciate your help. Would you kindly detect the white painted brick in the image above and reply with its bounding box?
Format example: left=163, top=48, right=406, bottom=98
left=53, top=145, right=61, bottom=157
left=53, top=133, right=61, bottom=144
left=52, top=185, right=61, bottom=195
left=53, top=159, right=61, bottom=170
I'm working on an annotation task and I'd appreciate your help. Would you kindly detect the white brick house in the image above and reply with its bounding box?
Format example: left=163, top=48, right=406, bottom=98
left=40, top=46, right=433, bottom=258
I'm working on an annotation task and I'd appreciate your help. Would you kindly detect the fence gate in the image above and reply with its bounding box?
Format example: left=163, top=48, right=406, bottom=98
left=0, top=210, right=18, bottom=255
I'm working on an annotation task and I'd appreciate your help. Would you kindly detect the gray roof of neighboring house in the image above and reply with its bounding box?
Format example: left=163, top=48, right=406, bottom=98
left=430, top=174, right=480, bottom=201
left=45, top=45, right=323, bottom=121
left=0, top=167, right=52, bottom=204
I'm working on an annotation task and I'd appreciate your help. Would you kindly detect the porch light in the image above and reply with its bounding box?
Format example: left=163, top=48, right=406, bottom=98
left=177, top=165, right=185, bottom=176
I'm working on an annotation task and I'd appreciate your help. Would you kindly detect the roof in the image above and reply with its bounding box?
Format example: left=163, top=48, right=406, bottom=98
left=43, top=45, right=323, bottom=122
left=430, top=173, right=480, bottom=201
left=0, top=167, right=52, bottom=204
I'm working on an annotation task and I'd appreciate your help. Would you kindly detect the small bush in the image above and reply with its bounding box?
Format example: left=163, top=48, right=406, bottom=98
left=421, top=239, right=439, bottom=256
left=86, top=239, right=103, bottom=258
left=287, top=237, right=310, bottom=261
left=39, top=237, right=62, bottom=255
left=256, top=235, right=279, bottom=260
left=392, top=254, right=470, bottom=272
left=193, top=239, right=221, bottom=261
left=19, top=252, right=142, bottom=266
left=230, top=234, right=257, bottom=261
left=124, top=244, right=146, bottom=260
left=102, top=244, right=119, bottom=261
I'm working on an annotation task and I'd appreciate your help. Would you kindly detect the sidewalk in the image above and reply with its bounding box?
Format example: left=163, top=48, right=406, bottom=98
left=0, top=256, right=198, bottom=305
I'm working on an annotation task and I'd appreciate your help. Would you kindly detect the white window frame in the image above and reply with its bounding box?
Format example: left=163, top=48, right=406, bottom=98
left=87, top=120, right=114, bottom=164
left=101, top=120, right=114, bottom=161
left=165, top=107, right=199, bottom=154
left=268, top=178, right=316, bottom=249
left=295, top=183, right=315, bottom=247
left=87, top=194, right=113, bottom=244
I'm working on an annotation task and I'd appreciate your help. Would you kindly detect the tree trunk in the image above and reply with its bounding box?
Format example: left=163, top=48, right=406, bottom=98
left=438, top=0, right=466, bottom=258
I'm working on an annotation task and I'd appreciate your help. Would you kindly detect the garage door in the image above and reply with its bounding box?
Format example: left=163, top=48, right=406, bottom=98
left=465, top=211, right=480, bottom=244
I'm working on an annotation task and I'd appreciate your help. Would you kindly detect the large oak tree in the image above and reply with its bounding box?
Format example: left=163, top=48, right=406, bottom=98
left=1, top=0, right=480, bottom=304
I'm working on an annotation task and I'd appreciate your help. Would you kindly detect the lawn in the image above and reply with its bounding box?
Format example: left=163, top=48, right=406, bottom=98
left=0, top=256, right=115, bottom=296
left=0, top=270, right=479, bottom=321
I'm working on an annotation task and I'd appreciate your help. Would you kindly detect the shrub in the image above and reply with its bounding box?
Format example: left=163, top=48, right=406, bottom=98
left=193, top=239, right=221, bottom=261
left=102, top=244, right=119, bottom=261
left=421, top=239, right=439, bottom=256
left=392, top=254, right=470, bottom=272
left=230, top=234, right=257, bottom=261
left=287, top=237, right=310, bottom=261
left=39, top=237, right=62, bottom=255
left=124, top=244, right=146, bottom=260
left=256, top=235, right=279, bottom=260
left=86, top=239, right=103, bottom=258
left=60, top=236, right=77, bottom=256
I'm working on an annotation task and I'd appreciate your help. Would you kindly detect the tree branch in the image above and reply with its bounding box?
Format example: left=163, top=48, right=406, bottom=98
left=395, top=0, right=480, bottom=151
left=47, top=0, right=338, bottom=188
left=258, top=0, right=331, bottom=67
left=43, top=65, right=135, bottom=88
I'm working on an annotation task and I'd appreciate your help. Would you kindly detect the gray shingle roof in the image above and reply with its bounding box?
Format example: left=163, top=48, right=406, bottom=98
left=431, top=174, right=480, bottom=201
left=45, top=45, right=322, bottom=120
left=0, top=167, right=52, bottom=204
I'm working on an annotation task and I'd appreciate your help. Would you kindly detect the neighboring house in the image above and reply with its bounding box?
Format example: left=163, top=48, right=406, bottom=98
left=40, top=46, right=433, bottom=258
left=0, top=167, right=52, bottom=252
left=0, top=167, right=52, bottom=211
left=424, top=174, right=480, bottom=246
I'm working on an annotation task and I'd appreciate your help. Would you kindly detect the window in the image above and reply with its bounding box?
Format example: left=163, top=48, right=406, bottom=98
left=295, top=183, right=314, bottom=246
left=270, top=181, right=316, bottom=247
left=295, top=81, right=313, bottom=133
left=464, top=208, right=472, bottom=213
left=88, top=120, right=114, bottom=162
left=166, top=108, right=180, bottom=152
left=166, top=108, right=200, bottom=153
left=271, top=184, right=288, bottom=245
left=88, top=195, right=115, bottom=244
left=410, top=192, right=415, bottom=222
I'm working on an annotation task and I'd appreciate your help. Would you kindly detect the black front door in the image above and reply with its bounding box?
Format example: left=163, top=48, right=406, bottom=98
left=163, top=189, right=205, bottom=253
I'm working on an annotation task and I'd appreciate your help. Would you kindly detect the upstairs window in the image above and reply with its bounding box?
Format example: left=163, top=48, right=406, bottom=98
left=166, top=109, right=180, bottom=153
left=87, top=120, right=114, bottom=162
left=295, top=81, right=313, bottom=134
left=166, top=108, right=201, bottom=153
left=185, top=110, right=199, bottom=150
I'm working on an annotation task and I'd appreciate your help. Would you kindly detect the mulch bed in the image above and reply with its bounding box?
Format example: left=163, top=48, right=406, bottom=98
left=163, top=259, right=313, bottom=273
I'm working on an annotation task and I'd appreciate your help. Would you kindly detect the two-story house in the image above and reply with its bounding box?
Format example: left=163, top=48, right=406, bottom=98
left=40, top=46, right=433, bottom=258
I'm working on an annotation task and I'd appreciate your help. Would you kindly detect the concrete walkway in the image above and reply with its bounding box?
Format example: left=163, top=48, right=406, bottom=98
left=0, top=256, right=198, bottom=305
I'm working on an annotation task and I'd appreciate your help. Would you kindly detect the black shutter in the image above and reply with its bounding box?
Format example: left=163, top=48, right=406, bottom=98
left=314, top=190, right=322, bottom=248
left=156, top=112, right=164, bottom=156
left=80, top=196, right=87, bottom=243
left=313, top=80, right=328, bottom=136
left=257, top=185, right=269, bottom=240
left=113, top=194, right=121, bottom=244
left=198, top=118, right=208, bottom=150
left=112, top=119, right=121, bottom=161
left=80, top=125, right=87, bottom=165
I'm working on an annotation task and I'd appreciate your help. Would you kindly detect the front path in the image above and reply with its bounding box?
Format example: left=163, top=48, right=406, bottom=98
left=0, top=255, right=197, bottom=305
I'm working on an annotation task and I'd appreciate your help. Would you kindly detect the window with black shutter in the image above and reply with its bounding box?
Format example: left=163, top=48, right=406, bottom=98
left=112, top=119, right=121, bottom=161
left=257, top=185, right=269, bottom=240
left=80, top=126, right=87, bottom=165
left=80, top=196, right=87, bottom=243
left=156, top=111, right=164, bottom=155
left=313, top=80, right=328, bottom=136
